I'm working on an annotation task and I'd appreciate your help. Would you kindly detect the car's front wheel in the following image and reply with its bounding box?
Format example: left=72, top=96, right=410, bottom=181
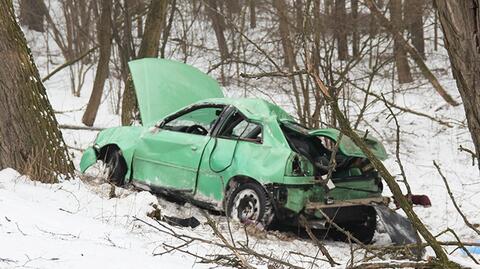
left=226, top=182, right=274, bottom=228
left=101, top=148, right=127, bottom=186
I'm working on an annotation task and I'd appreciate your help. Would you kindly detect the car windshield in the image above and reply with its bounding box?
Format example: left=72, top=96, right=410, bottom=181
left=163, top=106, right=224, bottom=135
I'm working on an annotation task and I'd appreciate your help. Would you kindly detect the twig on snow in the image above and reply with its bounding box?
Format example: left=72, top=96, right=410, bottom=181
left=433, top=161, right=480, bottom=237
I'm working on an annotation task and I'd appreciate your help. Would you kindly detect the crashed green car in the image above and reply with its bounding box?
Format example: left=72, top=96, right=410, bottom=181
left=81, top=58, right=389, bottom=243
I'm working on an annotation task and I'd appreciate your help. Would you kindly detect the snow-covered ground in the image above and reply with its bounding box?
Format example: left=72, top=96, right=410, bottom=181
left=2, top=16, right=480, bottom=268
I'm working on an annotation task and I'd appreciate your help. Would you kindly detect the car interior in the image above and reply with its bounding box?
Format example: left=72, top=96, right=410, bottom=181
left=162, top=106, right=224, bottom=135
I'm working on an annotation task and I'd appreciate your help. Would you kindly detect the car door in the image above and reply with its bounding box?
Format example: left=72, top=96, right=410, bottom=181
left=132, top=105, right=224, bottom=192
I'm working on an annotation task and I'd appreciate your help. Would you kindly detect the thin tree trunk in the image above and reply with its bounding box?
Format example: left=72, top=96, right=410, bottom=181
left=389, top=0, right=413, bottom=84
left=82, top=0, right=113, bottom=126
left=351, top=0, right=359, bottom=58
left=226, top=0, right=240, bottom=14
left=206, top=0, right=229, bottom=61
left=0, top=0, right=74, bottom=182
left=161, top=0, right=176, bottom=58
left=19, top=0, right=47, bottom=32
left=121, top=0, right=168, bottom=126
left=273, top=0, right=304, bottom=123
left=366, top=0, right=459, bottom=106
left=435, top=0, right=480, bottom=166
left=405, top=0, right=425, bottom=59
left=249, top=0, right=256, bottom=28
left=335, top=0, right=348, bottom=60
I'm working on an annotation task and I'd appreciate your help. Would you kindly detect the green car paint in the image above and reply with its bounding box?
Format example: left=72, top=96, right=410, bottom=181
left=80, top=58, right=386, bottom=223
left=128, top=58, right=224, bottom=125
left=309, top=128, right=388, bottom=161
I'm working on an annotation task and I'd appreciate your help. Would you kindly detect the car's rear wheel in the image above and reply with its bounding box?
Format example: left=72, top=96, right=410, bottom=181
left=101, top=148, right=127, bottom=186
left=226, top=182, right=274, bottom=227
left=328, top=206, right=377, bottom=244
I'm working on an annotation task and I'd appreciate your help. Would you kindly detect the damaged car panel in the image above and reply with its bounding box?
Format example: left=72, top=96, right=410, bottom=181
left=81, top=58, right=401, bottom=244
left=128, top=58, right=224, bottom=125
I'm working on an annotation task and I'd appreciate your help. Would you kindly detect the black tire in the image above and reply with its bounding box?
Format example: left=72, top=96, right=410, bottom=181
left=103, top=149, right=127, bottom=186
left=225, top=182, right=274, bottom=227
left=328, top=206, right=377, bottom=244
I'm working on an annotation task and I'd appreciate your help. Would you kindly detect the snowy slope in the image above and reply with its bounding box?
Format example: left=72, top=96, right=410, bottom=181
left=3, top=14, right=479, bottom=268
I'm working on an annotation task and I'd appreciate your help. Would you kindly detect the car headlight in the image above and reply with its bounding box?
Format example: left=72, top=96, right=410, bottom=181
left=285, top=153, right=314, bottom=176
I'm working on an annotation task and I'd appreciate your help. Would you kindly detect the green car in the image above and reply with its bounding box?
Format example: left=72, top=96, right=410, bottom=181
left=80, top=58, right=389, bottom=243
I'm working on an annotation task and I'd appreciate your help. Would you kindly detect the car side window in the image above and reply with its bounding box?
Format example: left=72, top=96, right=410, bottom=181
left=218, top=111, right=262, bottom=143
left=163, top=106, right=223, bottom=136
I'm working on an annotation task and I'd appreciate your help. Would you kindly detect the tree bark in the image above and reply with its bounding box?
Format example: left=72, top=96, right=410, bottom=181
left=435, top=0, right=480, bottom=166
left=19, top=0, right=47, bottom=32
left=121, top=0, right=168, bottom=126
left=206, top=0, right=229, bottom=61
left=0, top=0, right=74, bottom=182
left=405, top=0, right=425, bottom=59
left=334, top=0, right=349, bottom=60
left=389, top=0, right=413, bottom=84
left=82, top=0, right=113, bottom=126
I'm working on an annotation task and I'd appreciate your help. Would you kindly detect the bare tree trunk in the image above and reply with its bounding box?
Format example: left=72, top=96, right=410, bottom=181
left=295, top=0, right=304, bottom=30
left=389, top=0, right=413, bottom=83
left=121, top=0, right=168, bottom=125
left=436, top=0, right=480, bottom=166
left=273, top=0, right=304, bottom=123
left=82, top=0, right=113, bottom=126
left=19, top=0, right=47, bottom=32
left=335, top=0, right=348, bottom=60
left=405, top=0, right=425, bottom=59
left=249, top=0, right=256, bottom=28
left=366, top=0, right=459, bottom=106
left=0, top=0, right=74, bottom=182
left=206, top=0, right=230, bottom=61
left=226, top=0, right=240, bottom=14
left=351, top=0, right=359, bottom=58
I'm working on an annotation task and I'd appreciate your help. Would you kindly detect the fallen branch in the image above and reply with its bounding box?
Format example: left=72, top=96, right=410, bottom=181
left=348, top=261, right=432, bottom=269
left=240, top=69, right=307, bottom=79
left=199, top=210, right=254, bottom=269
left=435, top=228, right=478, bottom=264
left=134, top=216, right=306, bottom=269
left=59, top=124, right=104, bottom=131
left=299, top=215, right=339, bottom=266
left=364, top=0, right=459, bottom=107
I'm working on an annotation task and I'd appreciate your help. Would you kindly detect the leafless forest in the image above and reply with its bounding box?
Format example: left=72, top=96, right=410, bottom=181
left=1, top=0, right=480, bottom=268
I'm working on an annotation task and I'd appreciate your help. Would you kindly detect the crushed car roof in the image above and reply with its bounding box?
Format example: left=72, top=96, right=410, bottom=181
left=197, top=98, right=294, bottom=122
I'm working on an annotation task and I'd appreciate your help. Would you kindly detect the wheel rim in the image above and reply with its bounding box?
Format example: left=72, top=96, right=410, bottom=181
left=231, top=189, right=261, bottom=223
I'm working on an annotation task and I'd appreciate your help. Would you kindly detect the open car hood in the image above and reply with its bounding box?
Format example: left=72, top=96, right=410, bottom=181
left=128, top=58, right=224, bottom=125
left=309, top=128, right=388, bottom=160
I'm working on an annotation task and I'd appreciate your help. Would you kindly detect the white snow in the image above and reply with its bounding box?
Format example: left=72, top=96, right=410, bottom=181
left=3, top=7, right=480, bottom=269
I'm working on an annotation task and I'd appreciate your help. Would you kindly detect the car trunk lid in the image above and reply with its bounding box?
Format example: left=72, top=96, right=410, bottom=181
left=309, top=128, right=388, bottom=160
